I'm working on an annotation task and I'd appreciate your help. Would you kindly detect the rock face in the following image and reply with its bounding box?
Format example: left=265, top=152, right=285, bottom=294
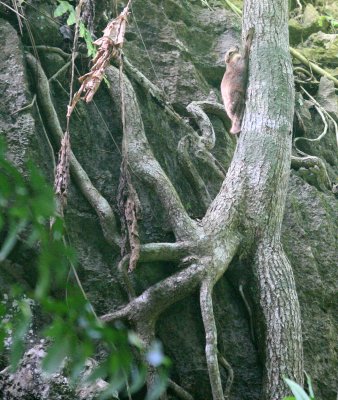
left=0, top=1, right=337, bottom=399
left=0, top=344, right=113, bottom=400
left=0, top=344, right=75, bottom=400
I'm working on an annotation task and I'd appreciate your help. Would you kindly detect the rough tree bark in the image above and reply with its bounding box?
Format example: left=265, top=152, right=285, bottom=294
left=100, top=0, right=303, bottom=399
left=0, top=0, right=306, bottom=398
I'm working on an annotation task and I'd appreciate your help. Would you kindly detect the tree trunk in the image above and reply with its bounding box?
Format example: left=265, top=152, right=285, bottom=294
left=0, top=0, right=312, bottom=398
left=100, top=0, right=304, bottom=396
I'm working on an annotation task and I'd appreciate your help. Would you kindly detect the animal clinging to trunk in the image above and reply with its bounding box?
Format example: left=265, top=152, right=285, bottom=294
left=221, top=28, right=254, bottom=134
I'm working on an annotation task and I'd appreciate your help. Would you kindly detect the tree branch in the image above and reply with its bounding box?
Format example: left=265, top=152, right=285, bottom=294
left=106, top=66, right=199, bottom=241
left=118, top=242, right=193, bottom=300
left=101, top=261, right=207, bottom=323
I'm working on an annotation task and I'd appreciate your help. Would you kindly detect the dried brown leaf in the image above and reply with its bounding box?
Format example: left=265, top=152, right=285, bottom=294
left=54, top=131, right=70, bottom=207
left=67, top=5, right=130, bottom=118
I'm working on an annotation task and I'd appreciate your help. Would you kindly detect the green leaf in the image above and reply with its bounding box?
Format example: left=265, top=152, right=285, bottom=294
left=66, top=11, right=76, bottom=26
left=129, top=365, right=147, bottom=393
left=42, top=337, right=70, bottom=374
left=10, top=337, right=25, bottom=371
left=304, top=372, right=315, bottom=398
left=79, top=21, right=86, bottom=37
left=54, top=1, right=74, bottom=18
left=10, top=300, right=32, bottom=370
left=0, top=220, right=27, bottom=262
left=283, top=397, right=296, bottom=400
left=128, top=331, right=144, bottom=350
left=284, top=378, right=311, bottom=400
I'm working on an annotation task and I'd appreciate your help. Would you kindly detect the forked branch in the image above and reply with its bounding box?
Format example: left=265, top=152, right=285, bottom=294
left=106, top=66, right=199, bottom=241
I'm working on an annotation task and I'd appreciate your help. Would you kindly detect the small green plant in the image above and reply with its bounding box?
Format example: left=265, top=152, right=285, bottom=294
left=0, top=138, right=169, bottom=398
left=54, top=0, right=96, bottom=57
left=283, top=373, right=316, bottom=400
left=200, top=0, right=214, bottom=10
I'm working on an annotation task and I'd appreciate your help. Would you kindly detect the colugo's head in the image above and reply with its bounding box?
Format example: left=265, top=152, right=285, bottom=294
left=224, top=46, right=239, bottom=64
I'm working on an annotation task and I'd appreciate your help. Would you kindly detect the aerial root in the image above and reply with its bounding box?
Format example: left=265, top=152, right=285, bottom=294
left=123, top=58, right=226, bottom=179
left=291, top=155, right=331, bottom=190
left=106, top=65, right=198, bottom=241
left=25, top=53, right=121, bottom=249
left=117, top=241, right=192, bottom=300
left=11, top=94, right=36, bottom=115
left=168, top=379, right=194, bottom=400
left=178, top=136, right=212, bottom=209
left=200, top=280, right=224, bottom=400
left=25, top=45, right=72, bottom=59
left=218, top=351, right=234, bottom=399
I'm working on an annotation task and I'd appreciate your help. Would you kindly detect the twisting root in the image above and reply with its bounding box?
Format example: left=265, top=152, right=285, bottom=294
left=200, top=280, right=224, bottom=400
left=178, top=136, right=212, bottom=209
left=218, top=351, right=234, bottom=399
left=292, top=86, right=335, bottom=191
left=300, top=85, right=338, bottom=148
left=177, top=100, right=231, bottom=210
left=291, top=155, right=331, bottom=191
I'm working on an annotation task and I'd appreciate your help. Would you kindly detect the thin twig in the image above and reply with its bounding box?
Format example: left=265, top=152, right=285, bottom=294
left=11, top=95, right=36, bottom=115
left=0, top=1, right=26, bottom=19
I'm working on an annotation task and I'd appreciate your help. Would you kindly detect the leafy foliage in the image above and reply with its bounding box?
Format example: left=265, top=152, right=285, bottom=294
left=283, top=375, right=316, bottom=400
left=0, top=138, right=169, bottom=398
left=54, top=0, right=96, bottom=57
